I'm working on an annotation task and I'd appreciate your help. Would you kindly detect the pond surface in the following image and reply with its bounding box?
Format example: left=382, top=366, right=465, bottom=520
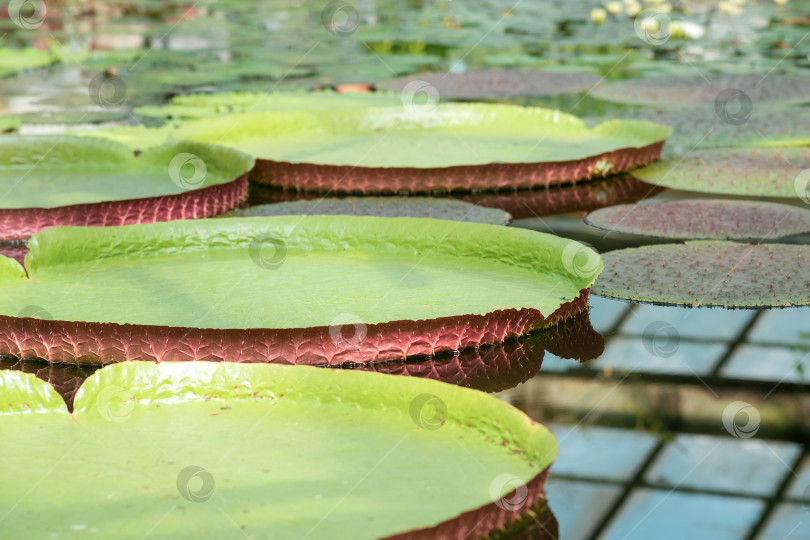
left=1, top=0, right=809, bottom=539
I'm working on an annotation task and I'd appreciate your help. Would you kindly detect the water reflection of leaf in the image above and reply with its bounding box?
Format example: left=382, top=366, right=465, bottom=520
left=350, top=311, right=604, bottom=393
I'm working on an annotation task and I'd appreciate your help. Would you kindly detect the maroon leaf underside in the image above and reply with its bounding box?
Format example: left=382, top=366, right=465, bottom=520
left=250, top=142, right=665, bottom=193
left=0, top=173, right=249, bottom=242
left=0, top=289, right=589, bottom=366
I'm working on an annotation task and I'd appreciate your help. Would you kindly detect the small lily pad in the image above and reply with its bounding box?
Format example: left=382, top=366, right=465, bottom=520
left=227, top=197, right=511, bottom=225
left=585, top=200, right=810, bottom=240
left=591, top=74, right=810, bottom=107
left=378, top=69, right=602, bottom=99
left=631, top=147, right=810, bottom=198
left=593, top=242, right=810, bottom=308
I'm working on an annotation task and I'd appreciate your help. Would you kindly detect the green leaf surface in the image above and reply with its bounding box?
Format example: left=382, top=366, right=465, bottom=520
left=0, top=136, right=253, bottom=208
left=0, top=361, right=556, bottom=539
left=79, top=123, right=180, bottom=152
left=3, top=216, right=600, bottom=329
left=0, top=47, right=55, bottom=77
left=172, top=104, right=671, bottom=168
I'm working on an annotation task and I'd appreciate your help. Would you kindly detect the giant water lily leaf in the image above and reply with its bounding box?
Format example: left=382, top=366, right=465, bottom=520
left=377, top=69, right=602, bottom=99
left=0, top=216, right=600, bottom=365
left=173, top=104, right=671, bottom=192
left=590, top=74, right=810, bottom=107
left=631, top=147, right=810, bottom=198
left=585, top=200, right=810, bottom=240
left=227, top=197, right=511, bottom=225
left=593, top=242, right=810, bottom=308
left=0, top=136, right=253, bottom=241
left=0, top=362, right=557, bottom=539
left=134, top=90, right=404, bottom=119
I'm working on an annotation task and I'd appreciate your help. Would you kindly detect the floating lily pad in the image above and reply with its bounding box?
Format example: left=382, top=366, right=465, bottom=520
left=586, top=200, right=810, bottom=240
left=228, top=197, right=511, bottom=225
left=0, top=216, right=600, bottom=365
left=0, top=362, right=556, bottom=539
left=631, top=147, right=810, bottom=198
left=0, top=136, right=253, bottom=241
left=174, top=104, right=670, bottom=193
left=587, top=106, right=810, bottom=157
left=378, top=69, right=602, bottom=99
left=134, top=90, right=403, bottom=119
left=591, top=74, right=810, bottom=107
left=0, top=47, right=55, bottom=77
left=593, top=242, right=810, bottom=308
